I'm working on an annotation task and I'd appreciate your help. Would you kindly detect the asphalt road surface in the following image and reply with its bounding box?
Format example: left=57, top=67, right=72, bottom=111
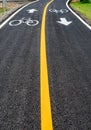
left=0, top=0, right=91, bottom=130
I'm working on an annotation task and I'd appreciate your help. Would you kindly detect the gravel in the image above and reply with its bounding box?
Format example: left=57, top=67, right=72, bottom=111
left=0, top=2, right=29, bottom=23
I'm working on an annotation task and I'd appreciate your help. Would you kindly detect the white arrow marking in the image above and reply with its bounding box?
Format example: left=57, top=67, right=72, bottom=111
left=27, top=9, right=38, bottom=13
left=57, top=18, right=72, bottom=26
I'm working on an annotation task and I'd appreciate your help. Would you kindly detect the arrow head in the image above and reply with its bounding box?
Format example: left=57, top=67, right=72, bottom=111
left=27, top=9, right=38, bottom=13
left=57, top=18, right=72, bottom=26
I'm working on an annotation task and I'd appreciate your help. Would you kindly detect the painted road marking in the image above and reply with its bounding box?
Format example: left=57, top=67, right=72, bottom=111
left=40, top=0, right=54, bottom=130
left=27, top=9, right=38, bottom=13
left=49, top=8, right=68, bottom=14
left=57, top=18, right=72, bottom=26
left=0, top=0, right=39, bottom=29
left=9, top=17, right=39, bottom=26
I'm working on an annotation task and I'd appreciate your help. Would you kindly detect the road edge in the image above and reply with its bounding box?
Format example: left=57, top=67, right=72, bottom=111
left=66, top=0, right=91, bottom=30
left=0, top=3, right=27, bottom=24
left=0, top=0, right=39, bottom=29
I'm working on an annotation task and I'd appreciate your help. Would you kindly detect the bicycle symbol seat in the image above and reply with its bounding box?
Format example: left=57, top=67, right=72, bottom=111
left=9, top=17, right=39, bottom=27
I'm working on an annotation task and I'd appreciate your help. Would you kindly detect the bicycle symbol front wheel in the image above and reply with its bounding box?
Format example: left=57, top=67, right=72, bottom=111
left=9, top=20, right=22, bottom=26
left=60, top=9, right=68, bottom=14
left=27, top=20, right=39, bottom=26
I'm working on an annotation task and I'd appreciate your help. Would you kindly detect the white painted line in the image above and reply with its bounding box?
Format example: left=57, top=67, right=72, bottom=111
left=0, top=0, right=39, bottom=29
left=66, top=0, right=91, bottom=30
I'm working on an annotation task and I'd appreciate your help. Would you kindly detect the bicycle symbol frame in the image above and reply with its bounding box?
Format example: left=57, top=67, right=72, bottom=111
left=49, top=9, right=68, bottom=14
left=9, top=17, right=39, bottom=27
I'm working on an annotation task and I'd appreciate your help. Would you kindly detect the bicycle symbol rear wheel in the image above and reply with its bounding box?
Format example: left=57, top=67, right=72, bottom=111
left=49, top=9, right=58, bottom=13
left=9, top=20, right=22, bottom=26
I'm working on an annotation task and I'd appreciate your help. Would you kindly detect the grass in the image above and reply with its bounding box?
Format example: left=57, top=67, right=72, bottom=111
left=0, top=7, right=10, bottom=15
left=0, top=8, right=4, bottom=13
left=70, top=2, right=91, bottom=20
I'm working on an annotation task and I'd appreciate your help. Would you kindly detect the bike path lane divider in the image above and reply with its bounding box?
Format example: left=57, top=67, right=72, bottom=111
left=0, top=0, right=39, bottom=29
left=40, top=0, right=54, bottom=130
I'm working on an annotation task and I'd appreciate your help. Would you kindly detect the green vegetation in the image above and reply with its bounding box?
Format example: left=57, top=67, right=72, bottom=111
left=71, top=2, right=91, bottom=20
left=80, top=0, right=90, bottom=3
left=0, top=7, right=10, bottom=15
left=0, top=8, right=4, bottom=13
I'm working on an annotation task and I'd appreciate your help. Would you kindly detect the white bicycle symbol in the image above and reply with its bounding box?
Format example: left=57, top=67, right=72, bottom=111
left=9, top=17, right=39, bottom=26
left=49, top=9, right=68, bottom=14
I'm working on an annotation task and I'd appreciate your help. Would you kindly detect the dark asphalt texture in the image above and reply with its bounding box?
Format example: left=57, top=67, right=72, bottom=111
left=0, top=0, right=91, bottom=130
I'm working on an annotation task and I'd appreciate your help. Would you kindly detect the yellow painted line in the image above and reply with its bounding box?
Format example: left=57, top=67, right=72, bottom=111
left=40, top=0, right=54, bottom=130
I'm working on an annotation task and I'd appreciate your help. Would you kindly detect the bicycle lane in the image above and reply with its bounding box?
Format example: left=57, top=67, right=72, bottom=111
left=0, top=0, right=50, bottom=130
left=46, top=0, right=91, bottom=130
